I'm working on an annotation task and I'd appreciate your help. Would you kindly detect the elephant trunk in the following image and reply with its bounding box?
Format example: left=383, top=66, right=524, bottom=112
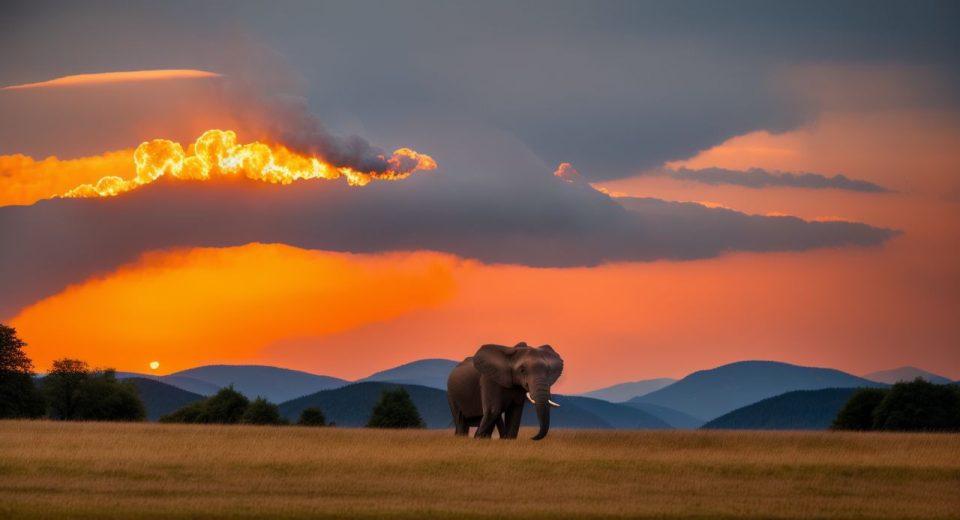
left=531, top=382, right=551, bottom=440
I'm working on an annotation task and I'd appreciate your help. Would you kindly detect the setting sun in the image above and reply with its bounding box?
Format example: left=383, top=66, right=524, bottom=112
left=149, top=361, right=160, bottom=371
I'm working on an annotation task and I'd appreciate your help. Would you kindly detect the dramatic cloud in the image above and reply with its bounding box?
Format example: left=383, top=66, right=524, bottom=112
left=553, top=163, right=581, bottom=183
left=643, top=167, right=890, bottom=192
left=0, top=172, right=895, bottom=318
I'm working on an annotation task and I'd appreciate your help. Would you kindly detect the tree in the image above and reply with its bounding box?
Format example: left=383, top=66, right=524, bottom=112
left=872, top=379, right=960, bottom=432
left=43, top=359, right=90, bottom=420
left=161, top=386, right=250, bottom=424
left=297, top=407, right=327, bottom=427
left=0, top=324, right=45, bottom=418
left=242, top=397, right=287, bottom=425
left=202, top=386, right=250, bottom=423
left=74, top=369, right=145, bottom=421
left=366, top=387, right=425, bottom=429
left=832, top=388, right=887, bottom=431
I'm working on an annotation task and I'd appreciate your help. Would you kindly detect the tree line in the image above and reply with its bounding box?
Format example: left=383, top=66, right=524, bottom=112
left=1, top=324, right=424, bottom=428
left=832, top=379, right=960, bottom=432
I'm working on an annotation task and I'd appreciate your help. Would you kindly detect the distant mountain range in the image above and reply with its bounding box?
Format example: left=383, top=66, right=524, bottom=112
left=277, top=382, right=672, bottom=429
left=114, top=358, right=954, bottom=430
left=579, top=378, right=677, bottom=402
left=701, top=388, right=860, bottom=430
left=863, top=366, right=953, bottom=385
left=358, top=359, right=458, bottom=389
left=629, top=361, right=885, bottom=421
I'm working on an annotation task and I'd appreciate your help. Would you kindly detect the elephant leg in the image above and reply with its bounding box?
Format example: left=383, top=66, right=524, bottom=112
left=448, top=397, right=467, bottom=436
left=475, top=409, right=501, bottom=438
left=503, top=403, right=523, bottom=439
left=494, top=414, right=506, bottom=438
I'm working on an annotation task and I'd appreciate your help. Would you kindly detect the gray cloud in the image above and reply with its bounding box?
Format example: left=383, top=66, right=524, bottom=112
left=645, top=167, right=890, bottom=192
left=1, top=1, right=957, bottom=178
left=0, top=169, right=895, bottom=318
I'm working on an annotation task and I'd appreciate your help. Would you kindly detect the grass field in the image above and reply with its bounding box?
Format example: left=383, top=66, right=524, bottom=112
left=1, top=421, right=958, bottom=519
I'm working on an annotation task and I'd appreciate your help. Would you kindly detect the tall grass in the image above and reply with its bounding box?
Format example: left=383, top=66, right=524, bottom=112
left=1, top=421, right=958, bottom=519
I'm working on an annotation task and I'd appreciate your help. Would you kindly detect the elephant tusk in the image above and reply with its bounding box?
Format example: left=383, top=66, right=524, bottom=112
left=549, top=399, right=560, bottom=408
left=526, top=392, right=536, bottom=404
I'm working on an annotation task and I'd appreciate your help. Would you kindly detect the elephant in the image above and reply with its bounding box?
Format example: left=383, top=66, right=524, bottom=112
left=447, top=342, right=563, bottom=440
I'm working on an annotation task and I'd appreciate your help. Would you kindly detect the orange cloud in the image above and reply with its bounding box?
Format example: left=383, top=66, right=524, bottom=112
left=0, top=151, right=134, bottom=206
left=1, top=69, right=221, bottom=90
left=12, top=244, right=459, bottom=373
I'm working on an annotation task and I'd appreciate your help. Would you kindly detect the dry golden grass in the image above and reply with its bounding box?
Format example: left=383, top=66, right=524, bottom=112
left=1, top=421, right=958, bottom=519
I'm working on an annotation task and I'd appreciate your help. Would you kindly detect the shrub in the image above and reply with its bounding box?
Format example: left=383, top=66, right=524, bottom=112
left=243, top=397, right=287, bottom=425
left=832, top=388, right=887, bottom=431
left=162, top=386, right=250, bottom=424
left=366, top=387, right=425, bottom=429
left=202, top=386, right=250, bottom=424
left=873, top=379, right=960, bottom=432
left=297, top=407, right=327, bottom=427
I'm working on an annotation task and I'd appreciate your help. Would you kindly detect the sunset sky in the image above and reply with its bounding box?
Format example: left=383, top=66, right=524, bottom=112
left=1, top=1, right=958, bottom=392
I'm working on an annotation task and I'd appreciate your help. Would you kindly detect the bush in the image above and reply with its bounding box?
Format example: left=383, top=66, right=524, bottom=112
left=159, top=400, right=207, bottom=423
left=0, top=324, right=45, bottom=419
left=243, top=397, right=287, bottom=425
left=202, top=386, right=250, bottom=424
left=366, top=387, right=425, bottom=429
left=162, top=387, right=285, bottom=426
left=42, top=360, right=145, bottom=421
left=832, top=388, right=887, bottom=431
left=297, top=407, right=327, bottom=427
left=873, top=379, right=960, bottom=432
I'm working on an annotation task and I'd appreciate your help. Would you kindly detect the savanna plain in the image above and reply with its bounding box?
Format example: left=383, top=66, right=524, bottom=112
left=1, top=421, right=958, bottom=519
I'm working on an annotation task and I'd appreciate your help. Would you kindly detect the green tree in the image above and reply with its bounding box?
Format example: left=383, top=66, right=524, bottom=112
left=242, top=397, right=287, bottom=425
left=74, top=369, right=145, bottom=421
left=366, top=387, right=425, bottom=429
left=43, top=359, right=90, bottom=420
left=0, top=324, right=45, bottom=418
left=873, top=379, right=960, bottom=432
left=159, top=400, right=206, bottom=423
left=297, top=407, right=327, bottom=427
left=832, top=388, right=887, bottom=431
left=161, top=386, right=250, bottom=424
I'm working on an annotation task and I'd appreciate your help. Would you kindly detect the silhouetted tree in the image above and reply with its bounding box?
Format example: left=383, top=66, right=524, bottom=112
left=159, top=400, right=207, bottom=423
left=366, top=387, right=425, bottom=429
left=42, top=360, right=145, bottom=421
left=873, top=379, right=960, bottom=432
left=297, top=407, right=327, bottom=427
left=74, top=369, right=145, bottom=421
left=161, top=386, right=250, bottom=424
left=242, top=397, right=287, bottom=425
left=43, top=359, right=90, bottom=420
left=0, top=324, right=45, bottom=418
left=832, top=388, right=887, bottom=431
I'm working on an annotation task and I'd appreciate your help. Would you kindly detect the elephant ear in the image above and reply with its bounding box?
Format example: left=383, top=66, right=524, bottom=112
left=538, top=345, right=564, bottom=385
left=473, top=344, right=517, bottom=388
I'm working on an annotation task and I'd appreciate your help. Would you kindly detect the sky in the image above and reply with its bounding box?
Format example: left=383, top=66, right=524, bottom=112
left=1, top=1, right=958, bottom=391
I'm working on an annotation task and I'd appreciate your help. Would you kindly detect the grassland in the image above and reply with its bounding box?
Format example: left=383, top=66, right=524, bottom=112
left=1, top=421, right=958, bottom=519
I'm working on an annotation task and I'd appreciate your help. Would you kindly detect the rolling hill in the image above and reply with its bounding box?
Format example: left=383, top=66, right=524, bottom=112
left=116, top=372, right=221, bottom=396
left=622, top=401, right=704, bottom=428
left=169, top=365, right=348, bottom=403
left=630, top=361, right=885, bottom=421
left=125, top=377, right=205, bottom=421
left=701, top=388, right=860, bottom=430
left=278, top=382, right=673, bottom=430
left=579, top=378, right=677, bottom=402
left=359, top=359, right=458, bottom=389
left=863, top=366, right=953, bottom=385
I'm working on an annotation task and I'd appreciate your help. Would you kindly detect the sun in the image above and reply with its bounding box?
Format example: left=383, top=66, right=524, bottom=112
left=149, top=361, right=160, bottom=371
